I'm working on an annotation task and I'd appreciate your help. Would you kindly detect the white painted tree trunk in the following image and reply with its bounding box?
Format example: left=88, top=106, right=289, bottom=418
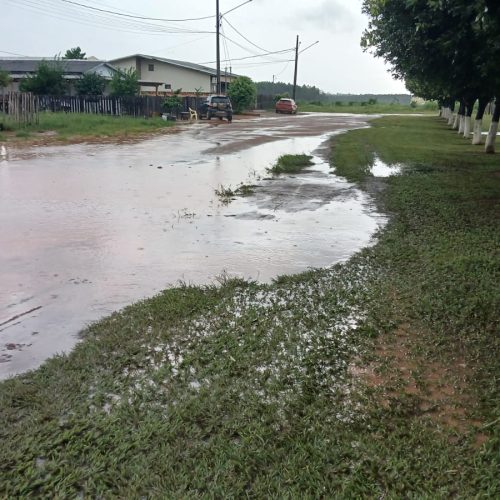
left=485, top=121, right=498, bottom=154
left=463, top=116, right=472, bottom=138
left=472, top=119, right=483, bottom=145
left=458, top=115, right=465, bottom=134
left=452, top=113, right=460, bottom=130
left=448, top=112, right=455, bottom=126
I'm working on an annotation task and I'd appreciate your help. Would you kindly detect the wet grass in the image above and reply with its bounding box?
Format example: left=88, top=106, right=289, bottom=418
left=0, top=115, right=499, bottom=497
left=299, top=102, right=438, bottom=115
left=0, top=112, right=175, bottom=142
left=215, top=183, right=256, bottom=204
left=267, top=153, right=314, bottom=174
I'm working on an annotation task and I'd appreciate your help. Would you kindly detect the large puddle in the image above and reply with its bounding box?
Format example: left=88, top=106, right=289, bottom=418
left=0, top=114, right=387, bottom=378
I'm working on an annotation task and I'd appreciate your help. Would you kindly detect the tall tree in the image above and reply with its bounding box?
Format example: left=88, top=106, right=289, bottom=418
left=63, top=47, right=86, bottom=60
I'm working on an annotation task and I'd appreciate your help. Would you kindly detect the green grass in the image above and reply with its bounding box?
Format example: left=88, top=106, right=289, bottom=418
left=1, top=112, right=175, bottom=141
left=215, top=183, right=256, bottom=204
left=267, top=153, right=314, bottom=174
left=0, top=116, right=498, bottom=497
left=299, top=101, right=438, bottom=114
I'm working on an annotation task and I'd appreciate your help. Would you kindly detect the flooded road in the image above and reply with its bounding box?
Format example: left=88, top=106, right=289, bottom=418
left=0, top=112, right=386, bottom=378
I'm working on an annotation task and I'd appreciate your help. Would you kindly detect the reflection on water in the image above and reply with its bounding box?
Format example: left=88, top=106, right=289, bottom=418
left=0, top=115, right=387, bottom=378
left=371, top=155, right=402, bottom=177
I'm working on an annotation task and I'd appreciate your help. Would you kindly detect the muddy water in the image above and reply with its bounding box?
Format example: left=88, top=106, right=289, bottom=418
left=0, top=113, right=386, bottom=378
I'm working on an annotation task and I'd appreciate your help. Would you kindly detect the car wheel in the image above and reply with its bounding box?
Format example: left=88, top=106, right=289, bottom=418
left=207, top=112, right=212, bottom=120
left=228, top=116, right=233, bottom=123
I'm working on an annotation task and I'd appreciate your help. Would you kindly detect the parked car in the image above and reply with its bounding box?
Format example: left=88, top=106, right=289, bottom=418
left=199, top=95, right=233, bottom=122
left=275, top=98, right=298, bottom=114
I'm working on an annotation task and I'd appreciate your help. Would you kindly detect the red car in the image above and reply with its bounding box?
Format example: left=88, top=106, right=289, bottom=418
left=275, top=98, right=298, bottom=114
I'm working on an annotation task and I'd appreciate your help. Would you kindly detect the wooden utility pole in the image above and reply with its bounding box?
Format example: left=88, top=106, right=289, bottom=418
left=216, top=0, right=221, bottom=94
left=292, top=35, right=299, bottom=100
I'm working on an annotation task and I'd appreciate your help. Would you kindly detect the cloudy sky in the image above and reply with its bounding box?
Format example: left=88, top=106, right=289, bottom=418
left=1, top=0, right=408, bottom=94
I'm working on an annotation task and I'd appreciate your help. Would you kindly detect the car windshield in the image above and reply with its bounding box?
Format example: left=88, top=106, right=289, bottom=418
left=279, top=99, right=292, bottom=103
left=212, top=97, right=230, bottom=103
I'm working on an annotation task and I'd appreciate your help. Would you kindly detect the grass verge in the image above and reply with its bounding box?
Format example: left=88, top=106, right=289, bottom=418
left=267, top=153, right=314, bottom=174
left=299, top=102, right=438, bottom=114
left=0, top=116, right=498, bottom=497
left=0, top=112, right=175, bottom=143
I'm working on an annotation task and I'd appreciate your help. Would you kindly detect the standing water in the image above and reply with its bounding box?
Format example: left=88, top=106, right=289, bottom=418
left=0, top=113, right=386, bottom=378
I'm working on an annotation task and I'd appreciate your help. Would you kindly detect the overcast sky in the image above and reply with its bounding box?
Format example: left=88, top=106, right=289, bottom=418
left=1, top=0, right=408, bottom=94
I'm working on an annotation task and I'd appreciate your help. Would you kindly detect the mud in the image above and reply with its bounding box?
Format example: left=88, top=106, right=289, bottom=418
left=0, top=112, right=386, bottom=378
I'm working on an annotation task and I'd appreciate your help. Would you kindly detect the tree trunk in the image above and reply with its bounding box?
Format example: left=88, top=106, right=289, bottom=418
left=447, top=101, right=456, bottom=126
left=472, top=98, right=489, bottom=145
left=485, top=100, right=500, bottom=154
left=453, top=101, right=465, bottom=130
left=458, top=115, right=465, bottom=134
left=463, top=98, right=476, bottom=138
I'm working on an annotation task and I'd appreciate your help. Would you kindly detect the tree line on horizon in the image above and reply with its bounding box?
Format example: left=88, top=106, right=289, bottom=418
left=255, top=81, right=411, bottom=105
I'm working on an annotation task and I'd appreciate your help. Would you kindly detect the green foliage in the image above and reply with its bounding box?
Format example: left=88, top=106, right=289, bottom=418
left=110, top=68, right=140, bottom=97
left=19, top=60, right=67, bottom=96
left=274, top=92, right=290, bottom=102
left=75, top=72, right=107, bottom=96
left=267, top=154, right=313, bottom=174
left=0, top=70, right=12, bottom=89
left=163, top=89, right=183, bottom=113
left=63, top=47, right=86, bottom=59
left=227, top=76, right=256, bottom=113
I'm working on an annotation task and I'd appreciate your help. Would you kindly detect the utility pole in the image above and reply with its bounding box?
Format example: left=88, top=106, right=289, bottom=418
left=216, top=0, right=221, bottom=94
left=292, top=35, right=299, bottom=100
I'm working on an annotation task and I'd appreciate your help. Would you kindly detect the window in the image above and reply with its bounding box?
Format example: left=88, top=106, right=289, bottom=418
left=164, top=84, right=172, bottom=90
left=148, top=64, right=154, bottom=72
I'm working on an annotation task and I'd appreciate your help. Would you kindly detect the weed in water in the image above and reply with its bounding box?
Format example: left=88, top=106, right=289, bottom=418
left=267, top=154, right=314, bottom=175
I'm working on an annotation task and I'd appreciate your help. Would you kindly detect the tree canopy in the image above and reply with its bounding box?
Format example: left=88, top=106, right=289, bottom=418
left=361, top=0, right=500, bottom=152
left=63, top=47, right=86, bottom=60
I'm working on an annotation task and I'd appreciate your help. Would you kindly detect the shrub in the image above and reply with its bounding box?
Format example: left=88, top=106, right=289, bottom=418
left=227, top=76, right=256, bottom=113
left=76, top=72, right=106, bottom=96
left=110, top=68, right=140, bottom=96
left=20, top=60, right=67, bottom=96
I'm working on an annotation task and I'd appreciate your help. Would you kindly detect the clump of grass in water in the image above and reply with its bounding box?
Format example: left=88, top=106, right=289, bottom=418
left=215, top=183, right=256, bottom=204
left=267, top=154, right=313, bottom=174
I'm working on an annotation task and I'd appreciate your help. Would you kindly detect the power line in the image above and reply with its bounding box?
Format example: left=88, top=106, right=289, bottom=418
left=6, top=0, right=214, bottom=35
left=222, top=16, right=273, bottom=54
left=60, top=0, right=214, bottom=22
left=199, top=46, right=294, bottom=65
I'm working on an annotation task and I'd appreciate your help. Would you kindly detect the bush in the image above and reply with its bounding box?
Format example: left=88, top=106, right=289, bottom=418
left=76, top=72, right=106, bottom=96
left=20, top=60, right=67, bottom=96
left=110, top=68, right=140, bottom=96
left=227, top=76, right=256, bottom=113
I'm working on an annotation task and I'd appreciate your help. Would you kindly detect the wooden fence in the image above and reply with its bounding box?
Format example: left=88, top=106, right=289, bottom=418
left=6, top=92, right=39, bottom=126
left=36, top=95, right=207, bottom=117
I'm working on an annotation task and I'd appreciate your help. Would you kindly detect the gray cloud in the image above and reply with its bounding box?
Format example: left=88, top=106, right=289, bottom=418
left=298, top=1, right=357, bottom=33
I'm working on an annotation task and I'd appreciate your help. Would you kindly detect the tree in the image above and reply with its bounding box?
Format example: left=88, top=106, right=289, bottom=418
left=75, top=72, right=107, bottom=96
left=361, top=0, right=500, bottom=152
left=110, top=68, right=140, bottom=96
left=20, top=60, right=67, bottom=96
left=0, top=70, right=12, bottom=118
left=63, top=47, right=86, bottom=59
left=227, top=76, right=256, bottom=113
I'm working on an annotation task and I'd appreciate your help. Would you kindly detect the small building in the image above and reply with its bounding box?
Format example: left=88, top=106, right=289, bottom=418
left=109, top=54, right=238, bottom=95
left=0, top=58, right=118, bottom=95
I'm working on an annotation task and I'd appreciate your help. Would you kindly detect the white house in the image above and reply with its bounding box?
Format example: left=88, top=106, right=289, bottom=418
left=109, top=54, right=238, bottom=95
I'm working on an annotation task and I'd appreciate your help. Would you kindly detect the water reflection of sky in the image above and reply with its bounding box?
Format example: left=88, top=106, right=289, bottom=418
left=0, top=116, right=387, bottom=378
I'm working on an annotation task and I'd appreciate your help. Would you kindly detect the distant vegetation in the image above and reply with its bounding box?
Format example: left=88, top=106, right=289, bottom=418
left=256, top=81, right=412, bottom=105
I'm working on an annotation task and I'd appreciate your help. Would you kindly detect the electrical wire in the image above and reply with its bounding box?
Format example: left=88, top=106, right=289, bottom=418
left=199, top=46, right=294, bottom=65
left=222, top=16, right=273, bottom=54
left=60, top=0, right=214, bottom=22
left=6, top=0, right=214, bottom=35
